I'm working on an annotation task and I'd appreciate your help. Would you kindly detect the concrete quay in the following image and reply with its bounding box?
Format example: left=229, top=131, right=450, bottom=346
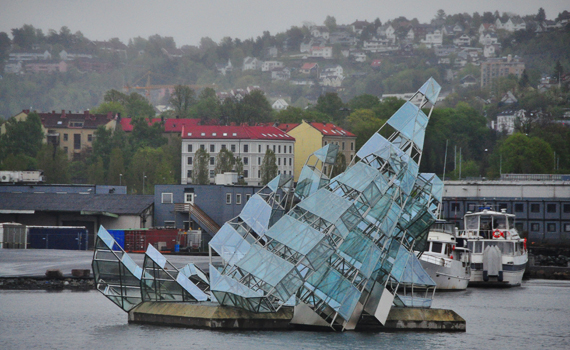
left=128, top=302, right=466, bottom=332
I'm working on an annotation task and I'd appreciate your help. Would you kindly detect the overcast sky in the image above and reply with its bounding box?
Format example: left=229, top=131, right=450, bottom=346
left=1, top=0, right=568, bottom=47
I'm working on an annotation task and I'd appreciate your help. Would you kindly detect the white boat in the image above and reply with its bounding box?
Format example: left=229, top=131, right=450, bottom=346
left=458, top=208, right=528, bottom=287
left=418, top=222, right=471, bottom=290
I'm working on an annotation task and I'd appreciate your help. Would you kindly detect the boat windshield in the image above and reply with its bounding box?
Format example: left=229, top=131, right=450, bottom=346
left=430, top=222, right=455, bottom=234
left=465, top=214, right=514, bottom=238
left=468, top=241, right=515, bottom=255
left=465, top=215, right=479, bottom=230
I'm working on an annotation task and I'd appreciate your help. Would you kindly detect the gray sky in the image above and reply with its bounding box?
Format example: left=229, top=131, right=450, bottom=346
left=1, top=0, right=568, bottom=46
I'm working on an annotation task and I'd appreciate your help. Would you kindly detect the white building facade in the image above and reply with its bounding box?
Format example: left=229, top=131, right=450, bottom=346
left=181, top=125, right=295, bottom=186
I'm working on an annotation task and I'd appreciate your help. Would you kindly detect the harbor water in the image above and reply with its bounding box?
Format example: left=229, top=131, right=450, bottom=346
left=1, top=279, right=569, bottom=349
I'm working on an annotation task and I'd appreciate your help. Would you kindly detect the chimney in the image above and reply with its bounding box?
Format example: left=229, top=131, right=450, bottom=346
left=61, top=110, right=66, bottom=118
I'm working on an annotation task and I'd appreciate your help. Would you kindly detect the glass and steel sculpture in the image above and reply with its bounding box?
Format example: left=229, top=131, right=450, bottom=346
left=209, top=78, right=443, bottom=330
left=93, top=226, right=209, bottom=312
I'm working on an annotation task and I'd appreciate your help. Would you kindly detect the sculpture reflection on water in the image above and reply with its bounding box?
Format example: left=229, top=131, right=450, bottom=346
left=92, top=78, right=443, bottom=331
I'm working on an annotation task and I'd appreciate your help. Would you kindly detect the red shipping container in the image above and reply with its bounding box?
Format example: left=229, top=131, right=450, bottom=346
left=124, top=229, right=179, bottom=252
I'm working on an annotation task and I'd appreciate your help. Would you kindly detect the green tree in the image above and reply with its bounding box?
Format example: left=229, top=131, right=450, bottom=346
left=0, top=112, right=44, bottom=163
left=106, top=148, right=125, bottom=185
left=260, top=149, right=278, bottom=185
left=346, top=109, right=384, bottom=150
left=0, top=153, right=36, bottom=171
left=126, top=147, right=175, bottom=194
left=215, top=148, right=235, bottom=174
left=348, top=94, right=380, bottom=111
left=128, top=117, right=167, bottom=151
left=192, top=148, right=210, bottom=184
left=241, top=90, right=273, bottom=123
left=234, top=157, right=245, bottom=184
left=324, top=16, right=337, bottom=32
left=497, top=133, right=553, bottom=174
left=536, top=7, right=546, bottom=22
left=170, top=85, right=196, bottom=118
left=0, top=32, right=10, bottom=70
left=315, top=92, right=346, bottom=123
left=36, top=144, right=70, bottom=184
left=87, top=156, right=105, bottom=184
left=126, top=92, right=155, bottom=119
left=331, top=152, right=347, bottom=178
left=553, top=61, right=564, bottom=81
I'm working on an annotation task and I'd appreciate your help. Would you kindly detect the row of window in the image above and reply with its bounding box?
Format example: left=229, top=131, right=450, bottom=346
left=225, top=193, right=253, bottom=205
left=186, top=169, right=294, bottom=179
left=448, top=202, right=570, bottom=214
left=527, top=222, right=570, bottom=232
left=186, top=143, right=293, bottom=154
left=187, top=156, right=293, bottom=167
left=323, top=140, right=354, bottom=151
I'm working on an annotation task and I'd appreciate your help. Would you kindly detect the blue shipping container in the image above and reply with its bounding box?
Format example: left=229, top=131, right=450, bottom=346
left=28, top=227, right=89, bottom=250
left=107, top=229, right=125, bottom=249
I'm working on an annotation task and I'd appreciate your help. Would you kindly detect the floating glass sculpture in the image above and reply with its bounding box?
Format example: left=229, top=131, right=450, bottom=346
left=209, top=78, right=443, bottom=330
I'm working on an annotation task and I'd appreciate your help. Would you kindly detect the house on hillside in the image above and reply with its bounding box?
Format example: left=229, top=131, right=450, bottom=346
left=300, top=62, right=319, bottom=74
left=271, top=67, right=291, bottom=81
left=261, top=61, right=283, bottom=72
left=310, top=46, right=333, bottom=59
left=242, top=57, right=262, bottom=71
left=215, top=60, right=232, bottom=75
left=271, top=99, right=289, bottom=110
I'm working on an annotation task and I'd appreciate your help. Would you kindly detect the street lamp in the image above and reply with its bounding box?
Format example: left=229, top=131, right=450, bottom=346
left=142, top=172, right=147, bottom=195
left=119, top=173, right=123, bottom=186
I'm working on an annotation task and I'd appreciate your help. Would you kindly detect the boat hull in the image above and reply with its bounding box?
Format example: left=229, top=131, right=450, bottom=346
left=469, top=265, right=525, bottom=287
left=419, top=258, right=470, bottom=290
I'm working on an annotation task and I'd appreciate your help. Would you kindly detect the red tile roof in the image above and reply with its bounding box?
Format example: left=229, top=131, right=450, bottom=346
left=309, top=122, right=356, bottom=137
left=301, top=63, right=318, bottom=70
left=120, top=118, right=201, bottom=132
left=181, top=125, right=294, bottom=141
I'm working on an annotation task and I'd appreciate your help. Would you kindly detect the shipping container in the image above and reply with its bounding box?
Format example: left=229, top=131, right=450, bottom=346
left=28, top=226, right=88, bottom=250
left=107, top=229, right=125, bottom=249
left=0, top=222, right=27, bottom=249
left=124, top=228, right=179, bottom=252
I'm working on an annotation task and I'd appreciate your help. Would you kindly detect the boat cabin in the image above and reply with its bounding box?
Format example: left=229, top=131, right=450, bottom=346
left=461, top=209, right=516, bottom=240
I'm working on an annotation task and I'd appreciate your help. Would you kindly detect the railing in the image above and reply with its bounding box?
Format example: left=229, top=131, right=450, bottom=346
left=174, top=203, right=220, bottom=235
left=419, top=254, right=452, bottom=268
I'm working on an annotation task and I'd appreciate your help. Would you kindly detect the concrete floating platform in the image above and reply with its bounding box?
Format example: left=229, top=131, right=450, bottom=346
left=357, top=308, right=466, bottom=332
left=129, top=302, right=465, bottom=332
left=128, top=302, right=294, bottom=330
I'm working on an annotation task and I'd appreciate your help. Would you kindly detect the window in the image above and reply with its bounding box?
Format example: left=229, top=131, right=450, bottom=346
left=258, top=157, right=261, bottom=165
left=278, top=145, right=281, bottom=153
left=531, top=223, right=539, bottom=231
left=187, top=170, right=192, bottom=178
left=547, top=204, right=557, bottom=213
left=161, top=193, right=173, bottom=203
left=187, top=157, right=193, bottom=165
left=351, top=142, right=354, bottom=151
left=515, top=223, right=524, bottom=232
left=164, top=221, right=175, bottom=228
left=88, top=134, right=93, bottom=142
left=200, top=144, right=205, bottom=150
left=273, top=145, right=276, bottom=152
left=514, top=203, right=524, bottom=212
left=564, top=223, right=570, bottom=232
left=324, top=141, right=328, bottom=145
left=74, top=134, right=81, bottom=150
left=289, top=146, right=292, bottom=153
left=244, top=170, right=248, bottom=178
left=289, top=158, right=292, bottom=166
left=564, top=204, right=570, bottom=213
left=246, top=194, right=251, bottom=201
left=451, top=203, right=461, bottom=212
left=278, top=158, right=281, bottom=165
left=243, top=157, right=249, bottom=165
left=226, top=193, right=232, bottom=204
left=187, top=144, right=193, bottom=153
left=498, top=203, right=508, bottom=211
left=231, top=144, right=236, bottom=152
left=258, top=170, right=260, bottom=178
left=64, top=134, right=68, bottom=141
left=243, top=144, right=249, bottom=153
left=210, top=144, right=215, bottom=152
left=266, top=145, right=269, bottom=150
left=431, top=242, right=443, bottom=253
left=184, top=193, right=194, bottom=203
left=342, top=142, right=345, bottom=150
left=63, top=146, right=68, bottom=153
left=258, top=145, right=262, bottom=152
left=236, top=194, right=242, bottom=204
left=209, top=170, right=214, bottom=178
left=531, top=204, right=540, bottom=213
left=210, top=157, right=215, bottom=165
left=547, top=223, right=556, bottom=232
left=467, top=203, right=476, bottom=212
left=221, top=144, right=227, bottom=150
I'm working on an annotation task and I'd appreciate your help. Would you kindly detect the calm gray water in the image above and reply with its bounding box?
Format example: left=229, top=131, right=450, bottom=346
left=1, top=279, right=569, bottom=350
